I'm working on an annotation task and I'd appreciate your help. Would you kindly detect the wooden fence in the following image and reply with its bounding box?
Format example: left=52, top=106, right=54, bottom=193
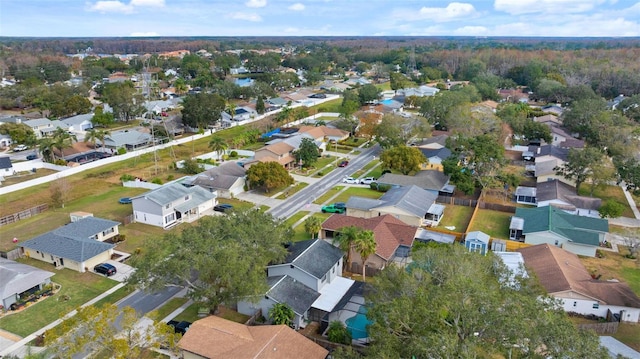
left=436, top=196, right=478, bottom=207
left=0, top=204, right=48, bottom=227
left=578, top=321, right=619, bottom=334
left=478, top=201, right=517, bottom=213
left=0, top=248, right=23, bottom=260
left=350, top=263, right=381, bottom=278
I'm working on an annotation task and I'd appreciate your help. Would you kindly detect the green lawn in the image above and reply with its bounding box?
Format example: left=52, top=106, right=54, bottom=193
left=93, top=285, right=134, bottom=308
left=467, top=209, right=512, bottom=239
left=613, top=323, right=640, bottom=352
left=289, top=213, right=331, bottom=242
left=436, top=205, right=474, bottom=233
left=314, top=99, right=342, bottom=113
left=149, top=297, right=189, bottom=321
left=276, top=182, right=308, bottom=199
left=621, top=266, right=640, bottom=295
left=284, top=211, right=309, bottom=228
left=0, top=258, right=119, bottom=337
left=314, top=187, right=343, bottom=205
left=172, top=302, right=202, bottom=323
left=331, top=187, right=384, bottom=203
left=578, top=184, right=634, bottom=218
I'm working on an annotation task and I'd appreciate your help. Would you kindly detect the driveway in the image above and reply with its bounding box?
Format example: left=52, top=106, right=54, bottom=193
left=92, top=260, right=136, bottom=282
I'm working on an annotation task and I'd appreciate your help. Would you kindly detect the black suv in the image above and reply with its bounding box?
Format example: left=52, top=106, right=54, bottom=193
left=167, top=320, right=192, bottom=335
left=94, top=263, right=117, bottom=276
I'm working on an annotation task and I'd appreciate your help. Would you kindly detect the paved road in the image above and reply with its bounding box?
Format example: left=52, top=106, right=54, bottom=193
left=267, top=144, right=381, bottom=220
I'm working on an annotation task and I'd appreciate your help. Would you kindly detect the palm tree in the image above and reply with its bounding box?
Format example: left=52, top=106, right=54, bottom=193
left=333, top=226, right=360, bottom=273
left=304, top=216, right=322, bottom=239
left=208, top=136, right=228, bottom=161
left=85, top=128, right=110, bottom=150
left=352, top=230, right=376, bottom=282
left=37, top=137, right=56, bottom=163
left=51, top=128, right=77, bottom=160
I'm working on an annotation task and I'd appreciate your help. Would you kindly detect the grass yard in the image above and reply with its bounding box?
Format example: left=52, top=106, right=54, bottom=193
left=0, top=168, right=58, bottom=186
left=467, top=209, right=512, bottom=239
left=171, top=302, right=201, bottom=323
left=0, top=258, right=118, bottom=337
left=116, top=222, right=167, bottom=254
left=170, top=302, right=251, bottom=324
left=578, top=184, right=634, bottom=218
left=436, top=205, right=474, bottom=233
left=580, top=249, right=640, bottom=296
left=330, top=187, right=384, bottom=204
left=217, top=198, right=261, bottom=212
left=149, top=297, right=190, bottom=321
left=284, top=211, right=309, bottom=228
left=288, top=212, right=331, bottom=242
left=314, top=187, right=343, bottom=205
left=92, top=285, right=134, bottom=308
left=314, top=98, right=342, bottom=113
left=276, top=182, right=308, bottom=199
left=613, top=323, right=640, bottom=352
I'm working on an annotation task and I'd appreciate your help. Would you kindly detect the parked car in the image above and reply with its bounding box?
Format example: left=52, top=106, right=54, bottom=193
left=338, top=160, right=349, bottom=167
left=94, top=263, right=117, bottom=276
left=119, top=197, right=132, bottom=204
left=26, top=153, right=38, bottom=160
left=359, top=177, right=377, bottom=185
left=167, top=320, right=192, bottom=335
left=321, top=204, right=346, bottom=214
left=12, top=144, right=28, bottom=152
left=334, top=202, right=346, bottom=210
left=214, top=203, right=234, bottom=213
left=343, top=176, right=357, bottom=184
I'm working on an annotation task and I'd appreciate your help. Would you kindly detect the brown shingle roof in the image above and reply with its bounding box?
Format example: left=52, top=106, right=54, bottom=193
left=260, top=142, right=294, bottom=156
left=298, top=125, right=349, bottom=140
left=518, top=244, right=640, bottom=308
left=322, top=214, right=418, bottom=260
left=178, top=316, right=328, bottom=359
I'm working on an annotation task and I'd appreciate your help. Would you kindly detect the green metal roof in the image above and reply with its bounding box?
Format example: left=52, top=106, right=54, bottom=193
left=514, top=206, right=608, bottom=246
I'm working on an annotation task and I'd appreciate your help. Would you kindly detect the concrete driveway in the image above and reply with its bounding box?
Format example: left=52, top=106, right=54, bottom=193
left=92, top=260, right=136, bottom=282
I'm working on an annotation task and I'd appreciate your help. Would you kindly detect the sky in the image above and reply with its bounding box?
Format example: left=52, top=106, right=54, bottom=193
left=1, top=0, right=639, bottom=38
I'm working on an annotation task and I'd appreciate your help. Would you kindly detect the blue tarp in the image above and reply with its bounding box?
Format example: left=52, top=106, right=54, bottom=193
left=261, top=128, right=281, bottom=138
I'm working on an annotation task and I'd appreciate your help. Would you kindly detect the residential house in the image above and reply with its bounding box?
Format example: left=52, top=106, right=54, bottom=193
left=23, top=118, right=54, bottom=139
left=345, top=185, right=445, bottom=227
left=419, top=147, right=452, bottom=167
left=0, top=258, right=55, bottom=310
left=182, top=162, right=246, bottom=199
left=515, top=180, right=601, bottom=218
left=267, top=97, right=288, bottom=109
left=319, top=80, right=350, bottom=92
left=103, top=130, right=152, bottom=151
left=414, top=228, right=457, bottom=244
left=376, top=170, right=455, bottom=196
left=0, top=157, right=13, bottom=176
left=464, top=231, right=490, bottom=255
left=143, top=98, right=181, bottom=116
left=321, top=214, right=419, bottom=272
left=20, top=215, right=119, bottom=272
left=178, top=315, right=328, bottom=359
left=222, top=106, right=257, bottom=124
left=396, top=85, right=439, bottom=98
left=509, top=206, right=608, bottom=257
left=238, top=239, right=356, bottom=329
left=344, top=77, right=371, bottom=86
left=131, top=183, right=217, bottom=229
left=297, top=125, right=350, bottom=144
left=248, top=142, right=296, bottom=169
left=234, top=78, right=254, bottom=88
left=60, top=113, right=94, bottom=132
left=518, top=244, right=640, bottom=323
left=0, top=134, right=12, bottom=148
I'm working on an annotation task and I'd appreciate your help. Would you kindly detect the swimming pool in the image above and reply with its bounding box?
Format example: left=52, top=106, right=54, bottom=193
left=379, top=99, right=394, bottom=106
left=345, top=306, right=371, bottom=339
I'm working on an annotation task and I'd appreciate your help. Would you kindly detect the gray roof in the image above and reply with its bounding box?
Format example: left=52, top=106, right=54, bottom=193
left=21, top=220, right=115, bottom=263
left=535, top=159, right=559, bottom=177
left=104, top=130, right=151, bottom=147
left=417, top=134, right=448, bottom=147
left=599, top=336, right=640, bottom=359
left=0, top=156, right=12, bottom=170
left=61, top=113, right=93, bottom=126
left=132, top=182, right=215, bottom=206
left=267, top=97, right=288, bottom=106
left=345, top=197, right=384, bottom=210
left=188, top=174, right=241, bottom=191
left=415, top=228, right=456, bottom=244
left=377, top=170, right=450, bottom=192
left=266, top=275, right=320, bottom=316
left=515, top=186, right=536, bottom=197
left=419, top=147, right=451, bottom=160
left=536, top=180, right=601, bottom=211
left=24, top=118, right=52, bottom=127
left=174, top=188, right=217, bottom=212
left=54, top=217, right=120, bottom=239
left=284, top=239, right=344, bottom=279
left=204, top=161, right=246, bottom=177
left=378, top=185, right=438, bottom=217
left=0, top=258, right=54, bottom=300
left=531, top=145, right=569, bottom=162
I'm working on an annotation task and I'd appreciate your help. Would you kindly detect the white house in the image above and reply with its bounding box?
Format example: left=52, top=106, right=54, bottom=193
left=519, top=244, right=640, bottom=323
left=131, top=183, right=217, bottom=229
left=61, top=113, right=94, bottom=131
left=237, top=239, right=355, bottom=329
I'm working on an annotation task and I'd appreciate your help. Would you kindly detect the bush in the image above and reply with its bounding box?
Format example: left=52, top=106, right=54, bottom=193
left=117, top=148, right=127, bottom=155
left=229, top=151, right=238, bottom=158
left=151, top=178, right=162, bottom=185
left=372, top=183, right=391, bottom=192
left=327, top=321, right=352, bottom=344
left=317, top=171, right=324, bottom=176
left=166, top=175, right=174, bottom=181
left=120, top=174, right=135, bottom=182
left=54, top=159, right=67, bottom=166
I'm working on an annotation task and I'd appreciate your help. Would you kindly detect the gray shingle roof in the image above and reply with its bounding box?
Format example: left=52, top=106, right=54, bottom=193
left=266, top=275, right=320, bottom=316
left=104, top=130, right=151, bottom=147
left=21, top=234, right=114, bottom=263
left=284, top=239, right=344, bottom=279
left=54, top=217, right=120, bottom=239
left=132, top=183, right=215, bottom=206
left=61, top=113, right=93, bottom=126
left=0, top=258, right=54, bottom=300
left=378, top=185, right=438, bottom=217
left=536, top=180, right=601, bottom=210
left=419, top=147, right=452, bottom=160
left=0, top=157, right=12, bottom=170
left=377, top=170, right=450, bottom=192
left=24, top=118, right=52, bottom=127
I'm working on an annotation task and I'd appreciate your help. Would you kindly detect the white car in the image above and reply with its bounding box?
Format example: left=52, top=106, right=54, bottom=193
left=343, top=176, right=357, bottom=184
left=360, top=177, right=377, bottom=185
left=13, top=144, right=28, bottom=152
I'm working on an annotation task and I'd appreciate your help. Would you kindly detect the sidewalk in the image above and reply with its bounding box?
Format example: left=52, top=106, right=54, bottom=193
left=0, top=282, right=126, bottom=358
left=620, top=181, right=640, bottom=219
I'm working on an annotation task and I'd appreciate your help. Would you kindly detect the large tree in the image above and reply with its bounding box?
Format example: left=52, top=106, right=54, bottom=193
left=374, top=114, right=409, bottom=149
left=246, top=161, right=294, bottom=193
left=357, top=84, right=381, bottom=104
left=51, top=127, right=77, bottom=160
left=129, top=210, right=291, bottom=313
left=84, top=128, right=110, bottom=149
left=555, top=147, right=604, bottom=193
left=351, top=229, right=376, bottom=282
left=45, top=305, right=180, bottom=359
left=364, top=245, right=609, bottom=358
left=208, top=136, right=228, bottom=160
left=447, top=134, right=505, bottom=192
left=180, top=92, right=226, bottom=130
left=0, top=123, right=36, bottom=146
left=304, top=216, right=322, bottom=239
left=293, top=137, right=320, bottom=168
left=99, top=81, right=145, bottom=122
left=380, top=145, right=427, bottom=175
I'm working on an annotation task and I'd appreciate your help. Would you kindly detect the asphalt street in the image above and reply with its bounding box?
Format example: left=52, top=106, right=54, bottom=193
left=267, top=143, right=381, bottom=220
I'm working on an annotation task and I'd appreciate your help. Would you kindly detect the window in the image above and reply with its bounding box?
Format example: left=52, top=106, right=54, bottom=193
left=322, top=274, right=327, bottom=283
left=185, top=195, right=189, bottom=201
left=593, top=303, right=599, bottom=309
left=165, top=213, right=176, bottom=223
left=573, top=301, right=577, bottom=307
left=332, top=266, right=335, bottom=273
left=102, top=227, right=114, bottom=236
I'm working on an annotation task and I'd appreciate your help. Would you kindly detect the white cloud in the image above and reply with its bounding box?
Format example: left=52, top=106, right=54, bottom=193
left=245, top=0, right=267, bottom=8
left=288, top=3, right=305, bottom=11
left=494, top=0, right=604, bottom=15
left=86, top=1, right=133, bottom=14
left=453, top=26, right=489, bottom=36
left=229, top=12, right=262, bottom=21
left=391, top=3, right=477, bottom=22
left=130, top=0, right=164, bottom=7
left=129, top=31, right=160, bottom=36
left=418, top=2, right=476, bottom=21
